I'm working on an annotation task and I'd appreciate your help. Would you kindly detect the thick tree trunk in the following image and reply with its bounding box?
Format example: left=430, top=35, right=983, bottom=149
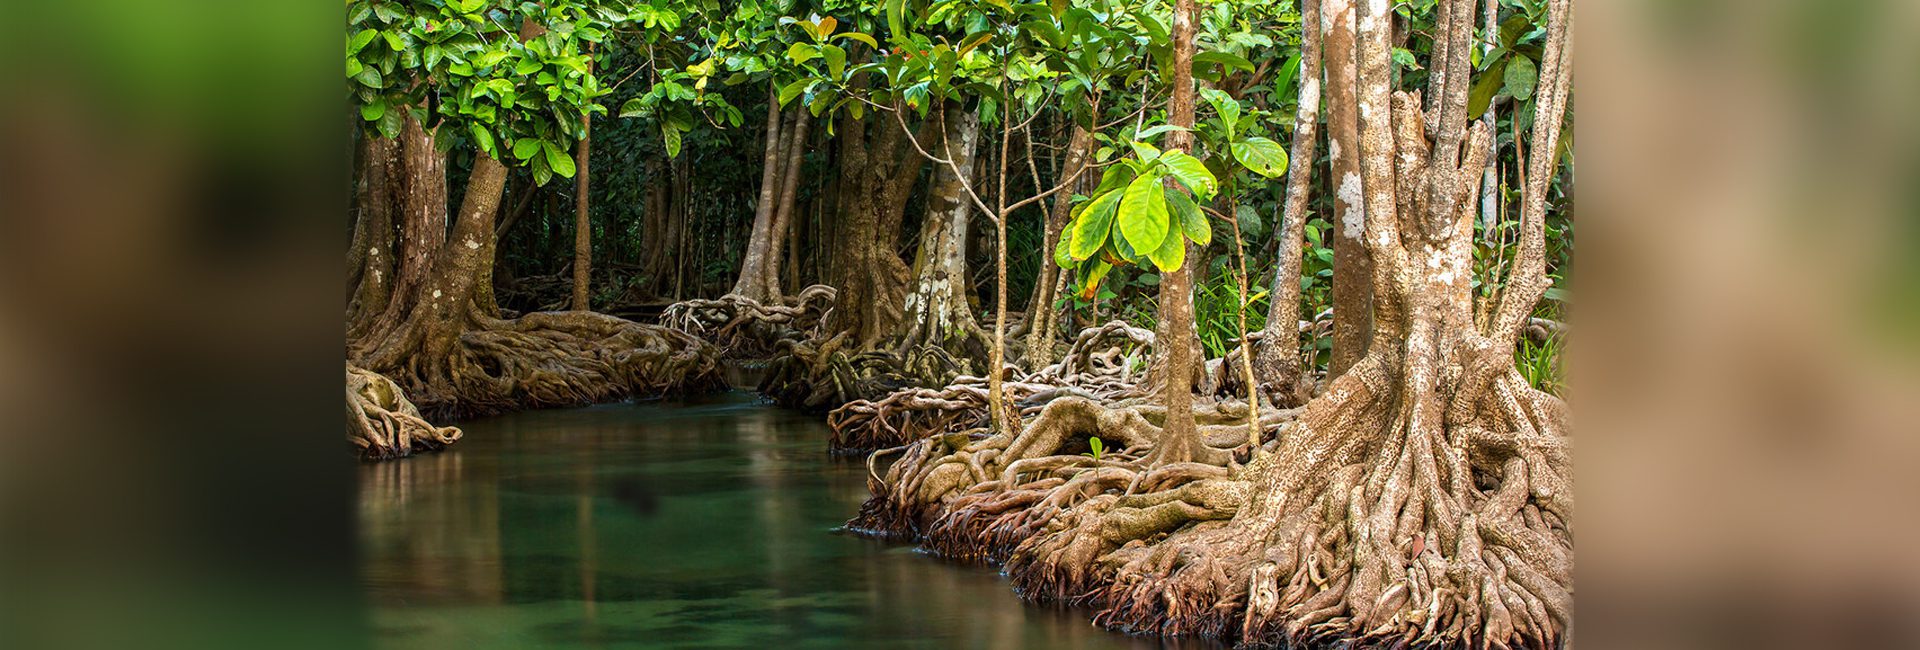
left=571, top=102, right=592, bottom=311
left=761, top=109, right=811, bottom=298
left=1006, top=2, right=1574, bottom=647
left=1146, top=0, right=1204, bottom=465
left=731, top=85, right=787, bottom=301
left=826, top=106, right=932, bottom=348
left=1255, top=0, right=1324, bottom=409
left=349, top=134, right=400, bottom=333
left=1324, top=0, right=1373, bottom=380
left=1022, top=126, right=1092, bottom=366
left=894, top=104, right=988, bottom=362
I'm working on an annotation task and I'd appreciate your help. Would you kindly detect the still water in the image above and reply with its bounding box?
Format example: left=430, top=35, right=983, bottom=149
left=359, top=392, right=1211, bottom=649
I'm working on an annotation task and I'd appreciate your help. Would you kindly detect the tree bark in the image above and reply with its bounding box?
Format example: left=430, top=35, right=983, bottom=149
left=761, top=108, right=811, bottom=299
left=571, top=87, right=592, bottom=311
left=1254, top=0, right=1323, bottom=408
left=826, top=104, right=933, bottom=348
left=731, top=84, right=787, bottom=301
left=1324, top=0, right=1373, bottom=380
left=1147, top=0, right=1203, bottom=465
left=349, top=133, right=400, bottom=333
left=894, top=103, right=988, bottom=361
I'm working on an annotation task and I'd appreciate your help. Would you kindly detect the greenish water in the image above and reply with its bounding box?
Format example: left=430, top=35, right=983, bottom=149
left=359, top=392, right=1210, bottom=649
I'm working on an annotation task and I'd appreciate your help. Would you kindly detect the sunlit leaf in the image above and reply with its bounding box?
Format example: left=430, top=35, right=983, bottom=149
left=1117, top=173, right=1169, bottom=254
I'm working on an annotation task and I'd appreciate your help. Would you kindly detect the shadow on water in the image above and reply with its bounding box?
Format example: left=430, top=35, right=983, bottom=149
left=359, top=391, right=1219, bottom=650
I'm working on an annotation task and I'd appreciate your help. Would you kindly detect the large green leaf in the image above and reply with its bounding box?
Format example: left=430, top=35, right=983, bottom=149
left=348, top=29, right=379, bottom=55
left=1503, top=55, right=1538, bottom=101
left=1076, top=258, right=1112, bottom=300
left=1193, top=51, right=1255, bottom=74
left=1468, top=58, right=1509, bottom=119
left=1068, top=189, right=1123, bottom=260
left=512, top=138, right=542, bottom=161
left=1091, top=165, right=1136, bottom=198
left=1053, top=228, right=1077, bottom=269
left=1166, top=187, right=1209, bottom=247
left=823, top=44, right=847, bottom=80
left=1147, top=220, right=1185, bottom=272
left=1230, top=136, right=1289, bottom=178
left=544, top=141, right=575, bottom=178
left=469, top=123, right=495, bottom=157
left=1159, top=150, right=1217, bottom=199
left=1117, top=173, right=1170, bottom=254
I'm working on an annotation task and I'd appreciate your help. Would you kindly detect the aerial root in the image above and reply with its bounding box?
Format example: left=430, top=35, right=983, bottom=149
left=1016, top=371, right=1569, bottom=648
left=661, top=284, right=835, bottom=358
left=347, top=363, right=460, bottom=460
left=372, top=311, right=723, bottom=422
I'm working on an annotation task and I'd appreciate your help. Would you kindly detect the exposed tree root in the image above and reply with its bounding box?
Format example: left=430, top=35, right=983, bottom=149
left=347, top=363, right=460, bottom=460
left=661, top=284, right=835, bottom=358
left=826, top=321, right=1161, bottom=453
left=1007, top=360, right=1572, bottom=650
left=356, top=310, right=724, bottom=423
left=758, top=332, right=974, bottom=412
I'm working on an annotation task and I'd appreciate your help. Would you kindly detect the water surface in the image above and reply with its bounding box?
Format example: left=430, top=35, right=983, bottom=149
left=359, top=392, right=1210, bottom=649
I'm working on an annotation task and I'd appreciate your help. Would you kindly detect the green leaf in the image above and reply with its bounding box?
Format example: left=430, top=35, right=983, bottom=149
left=512, top=138, right=541, bottom=161
left=348, top=29, right=379, bottom=55
left=1069, top=189, right=1123, bottom=260
left=469, top=124, right=495, bottom=157
left=1128, top=139, right=1162, bottom=162
left=1159, top=150, right=1217, bottom=199
left=663, top=126, right=683, bottom=158
left=453, top=0, right=485, bottom=14
left=544, top=141, right=575, bottom=178
left=1503, top=55, right=1538, bottom=101
left=1053, top=228, right=1077, bottom=268
left=1117, top=173, right=1170, bottom=254
left=1091, top=165, right=1136, bottom=197
left=823, top=44, right=846, bottom=80
left=1192, top=51, right=1255, bottom=74
left=354, top=65, right=384, bottom=89
left=886, top=0, right=906, bottom=44
left=778, top=78, right=811, bottom=106
left=1468, top=58, right=1509, bottom=119
left=360, top=99, right=386, bottom=122
left=1146, top=218, right=1186, bottom=272
left=836, top=32, right=879, bottom=49
left=788, top=42, right=820, bottom=66
left=1230, top=136, right=1289, bottom=178
left=515, top=57, right=541, bottom=75
left=1198, top=88, right=1239, bottom=137
left=1077, top=258, right=1112, bottom=300
left=1166, top=187, right=1209, bottom=247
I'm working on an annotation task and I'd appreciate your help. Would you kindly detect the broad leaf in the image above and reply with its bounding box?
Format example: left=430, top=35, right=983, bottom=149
left=1147, top=220, right=1186, bottom=272
left=1166, top=187, right=1209, bottom=247
left=1068, top=189, right=1122, bottom=260
left=1159, top=150, right=1217, bottom=199
left=1503, top=55, right=1537, bottom=101
left=1468, top=58, right=1509, bottom=119
left=512, top=138, right=542, bottom=161
left=1117, top=173, right=1170, bottom=254
left=544, top=141, right=575, bottom=178
left=348, top=29, right=378, bottom=55
left=1230, top=137, right=1289, bottom=178
left=469, top=123, right=495, bottom=157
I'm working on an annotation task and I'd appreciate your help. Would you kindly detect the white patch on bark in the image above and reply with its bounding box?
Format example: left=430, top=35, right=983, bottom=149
left=464, top=238, right=480, bottom=250
left=369, top=247, right=379, bottom=256
left=372, top=270, right=382, bottom=283
left=1330, top=139, right=1342, bottom=161
left=432, top=289, right=442, bottom=299
left=1337, top=173, right=1365, bottom=239
left=1300, top=78, right=1320, bottom=113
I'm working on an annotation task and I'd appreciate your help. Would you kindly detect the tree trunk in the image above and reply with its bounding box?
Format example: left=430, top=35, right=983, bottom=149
left=826, top=105, right=932, bottom=348
left=761, top=109, right=811, bottom=299
left=349, top=133, right=400, bottom=333
left=1022, top=125, right=1092, bottom=366
left=1325, top=0, right=1374, bottom=380
left=1009, top=2, right=1574, bottom=647
left=731, top=85, right=787, bottom=301
left=894, top=104, right=988, bottom=362
left=1145, top=0, right=1204, bottom=465
left=571, top=95, right=592, bottom=311
left=1255, top=0, right=1324, bottom=408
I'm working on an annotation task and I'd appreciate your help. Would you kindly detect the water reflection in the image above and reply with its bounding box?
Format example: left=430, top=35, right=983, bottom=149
left=358, top=392, right=1216, bottom=649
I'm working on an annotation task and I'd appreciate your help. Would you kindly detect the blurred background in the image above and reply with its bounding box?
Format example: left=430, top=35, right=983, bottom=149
left=0, top=0, right=1915, bottom=648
